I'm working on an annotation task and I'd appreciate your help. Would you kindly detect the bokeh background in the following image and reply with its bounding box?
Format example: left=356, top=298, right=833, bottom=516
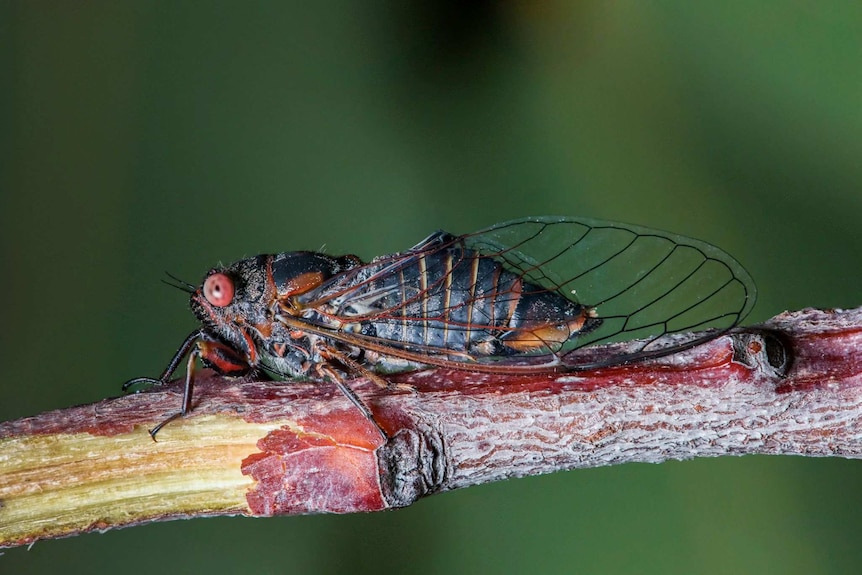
left=3, top=2, right=862, bottom=573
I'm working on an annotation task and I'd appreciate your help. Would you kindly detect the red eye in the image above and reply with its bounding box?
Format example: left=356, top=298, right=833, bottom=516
left=203, top=273, right=234, bottom=307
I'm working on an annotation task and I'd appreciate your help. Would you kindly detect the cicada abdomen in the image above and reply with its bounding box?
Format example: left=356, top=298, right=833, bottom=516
left=301, top=231, right=602, bottom=363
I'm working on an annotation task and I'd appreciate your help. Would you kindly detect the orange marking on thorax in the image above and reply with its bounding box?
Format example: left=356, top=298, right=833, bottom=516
left=254, top=322, right=273, bottom=338
left=276, top=271, right=326, bottom=313
left=281, top=271, right=325, bottom=297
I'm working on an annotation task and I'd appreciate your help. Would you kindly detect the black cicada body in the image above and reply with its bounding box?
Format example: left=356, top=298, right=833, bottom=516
left=125, top=216, right=756, bottom=439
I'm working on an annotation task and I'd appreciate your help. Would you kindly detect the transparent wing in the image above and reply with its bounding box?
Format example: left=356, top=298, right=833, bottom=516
left=462, top=216, right=756, bottom=362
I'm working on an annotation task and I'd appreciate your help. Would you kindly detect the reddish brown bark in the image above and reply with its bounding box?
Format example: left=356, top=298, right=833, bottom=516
left=2, top=306, right=862, bottom=548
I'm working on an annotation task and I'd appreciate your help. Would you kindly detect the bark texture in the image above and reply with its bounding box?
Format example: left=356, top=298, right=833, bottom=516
left=2, top=306, right=861, bottom=548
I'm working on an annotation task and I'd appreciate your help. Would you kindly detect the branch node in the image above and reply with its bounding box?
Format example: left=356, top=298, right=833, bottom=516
left=379, top=423, right=448, bottom=507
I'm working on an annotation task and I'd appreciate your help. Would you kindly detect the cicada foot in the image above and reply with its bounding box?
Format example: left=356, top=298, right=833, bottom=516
left=148, top=411, right=184, bottom=441
left=122, top=376, right=164, bottom=393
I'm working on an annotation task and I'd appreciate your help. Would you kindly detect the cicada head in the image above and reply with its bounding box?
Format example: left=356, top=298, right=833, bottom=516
left=191, top=255, right=274, bottom=354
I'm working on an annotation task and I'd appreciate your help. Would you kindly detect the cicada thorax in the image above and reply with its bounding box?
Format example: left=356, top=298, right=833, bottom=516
left=300, top=232, right=602, bottom=360
left=238, top=252, right=362, bottom=373
left=270, top=252, right=363, bottom=301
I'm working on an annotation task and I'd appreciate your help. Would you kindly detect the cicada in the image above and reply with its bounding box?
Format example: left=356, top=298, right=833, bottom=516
left=124, top=216, right=756, bottom=439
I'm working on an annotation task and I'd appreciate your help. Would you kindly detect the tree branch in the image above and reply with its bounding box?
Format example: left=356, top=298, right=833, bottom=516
left=2, top=306, right=862, bottom=548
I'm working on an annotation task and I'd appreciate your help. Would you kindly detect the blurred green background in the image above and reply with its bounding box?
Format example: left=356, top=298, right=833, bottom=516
left=3, top=2, right=862, bottom=573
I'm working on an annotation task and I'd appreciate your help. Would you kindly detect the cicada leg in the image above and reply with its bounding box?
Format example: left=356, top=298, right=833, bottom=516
left=123, top=329, right=253, bottom=440
left=323, top=344, right=418, bottom=394
left=147, top=349, right=200, bottom=439
left=315, top=345, right=392, bottom=441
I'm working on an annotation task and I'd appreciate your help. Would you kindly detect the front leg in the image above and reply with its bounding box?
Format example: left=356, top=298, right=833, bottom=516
left=123, top=330, right=254, bottom=439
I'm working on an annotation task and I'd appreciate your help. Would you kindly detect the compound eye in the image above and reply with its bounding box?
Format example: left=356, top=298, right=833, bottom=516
left=203, top=273, right=234, bottom=307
